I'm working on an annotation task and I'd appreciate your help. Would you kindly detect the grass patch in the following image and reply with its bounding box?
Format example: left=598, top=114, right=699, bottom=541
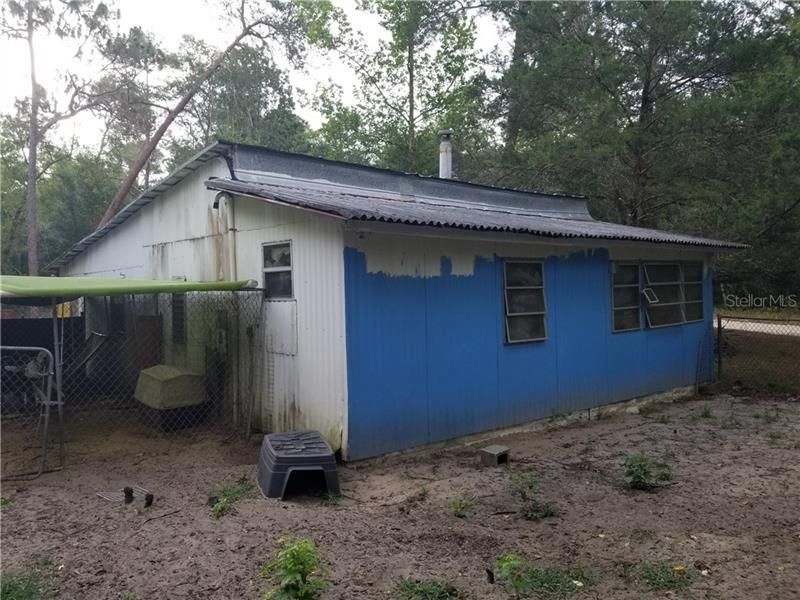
left=495, top=555, right=590, bottom=598
left=628, top=527, right=656, bottom=542
left=617, top=560, right=691, bottom=591
left=392, top=578, right=467, bottom=600
left=700, top=405, right=713, bottom=418
left=0, top=496, right=14, bottom=509
left=510, top=469, right=558, bottom=520
left=209, top=475, right=256, bottom=518
left=719, top=330, right=800, bottom=391
left=765, top=431, right=783, bottom=444
left=623, top=453, right=672, bottom=491
left=1, top=558, right=56, bottom=600
left=260, top=538, right=327, bottom=600
left=448, top=495, right=474, bottom=518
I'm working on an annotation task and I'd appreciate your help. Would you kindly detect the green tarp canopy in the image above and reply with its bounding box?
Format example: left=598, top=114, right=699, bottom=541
left=0, top=275, right=256, bottom=304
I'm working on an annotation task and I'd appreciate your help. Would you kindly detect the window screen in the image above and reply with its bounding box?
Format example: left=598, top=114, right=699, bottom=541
left=504, top=261, right=546, bottom=343
left=263, top=242, right=292, bottom=299
left=611, top=263, right=641, bottom=332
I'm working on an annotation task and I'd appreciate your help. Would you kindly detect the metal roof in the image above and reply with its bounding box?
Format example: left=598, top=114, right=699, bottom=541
left=50, top=140, right=744, bottom=272
left=205, top=177, right=746, bottom=250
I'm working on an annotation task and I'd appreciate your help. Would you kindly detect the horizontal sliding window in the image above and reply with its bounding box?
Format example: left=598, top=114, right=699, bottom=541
left=611, top=263, right=641, bottom=332
left=504, top=260, right=546, bottom=343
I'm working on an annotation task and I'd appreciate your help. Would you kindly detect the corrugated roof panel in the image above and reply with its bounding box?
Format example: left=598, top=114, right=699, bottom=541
left=206, top=177, right=746, bottom=250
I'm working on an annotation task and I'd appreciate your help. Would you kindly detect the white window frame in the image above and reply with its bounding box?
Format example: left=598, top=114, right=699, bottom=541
left=503, top=259, right=547, bottom=344
left=610, top=262, right=642, bottom=333
left=262, top=241, right=293, bottom=299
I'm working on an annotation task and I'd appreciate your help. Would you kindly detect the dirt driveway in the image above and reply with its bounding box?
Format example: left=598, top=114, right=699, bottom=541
left=2, top=392, right=799, bottom=599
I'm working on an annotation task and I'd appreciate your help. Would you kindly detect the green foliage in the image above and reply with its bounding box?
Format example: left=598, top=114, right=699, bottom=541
left=510, top=470, right=558, bottom=520
left=260, top=538, right=327, bottom=600
left=617, top=561, right=691, bottom=591
left=323, top=494, right=342, bottom=506
left=495, top=554, right=591, bottom=598
left=700, top=405, right=713, bottom=418
left=0, top=496, right=13, bottom=509
left=392, top=578, right=466, bottom=600
left=209, top=475, right=255, bottom=518
left=0, top=572, right=42, bottom=600
left=448, top=495, right=474, bottom=518
left=623, top=453, right=672, bottom=491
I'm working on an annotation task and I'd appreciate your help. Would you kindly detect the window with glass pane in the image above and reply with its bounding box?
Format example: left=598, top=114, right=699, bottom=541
left=682, top=261, right=704, bottom=322
left=643, top=263, right=684, bottom=327
left=263, top=242, right=292, bottom=298
left=171, top=293, right=186, bottom=343
left=612, top=263, right=641, bottom=332
left=504, top=261, right=546, bottom=343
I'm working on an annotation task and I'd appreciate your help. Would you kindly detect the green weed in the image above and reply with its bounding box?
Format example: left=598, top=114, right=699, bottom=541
left=510, top=470, right=558, bottom=520
left=617, top=560, right=691, bottom=591
left=700, top=405, right=713, bottom=418
left=0, top=558, right=56, bottom=600
left=449, top=495, right=474, bottom=518
left=209, top=475, right=256, bottom=518
left=260, top=538, right=327, bottom=600
left=623, top=453, right=672, bottom=491
left=495, top=554, right=590, bottom=598
left=323, top=494, right=342, bottom=506
left=392, top=578, right=466, bottom=599
left=0, top=496, right=13, bottom=509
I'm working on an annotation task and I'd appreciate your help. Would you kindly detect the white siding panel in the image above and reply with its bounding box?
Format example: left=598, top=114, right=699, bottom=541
left=234, top=196, right=347, bottom=450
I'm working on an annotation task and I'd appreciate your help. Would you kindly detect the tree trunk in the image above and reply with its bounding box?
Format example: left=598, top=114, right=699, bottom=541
left=504, top=3, right=528, bottom=157
left=97, top=24, right=260, bottom=229
left=25, top=2, right=40, bottom=274
left=407, top=41, right=416, bottom=172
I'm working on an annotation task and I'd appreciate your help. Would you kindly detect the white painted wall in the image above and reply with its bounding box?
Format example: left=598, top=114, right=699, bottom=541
left=60, top=166, right=349, bottom=451
left=232, top=197, right=348, bottom=450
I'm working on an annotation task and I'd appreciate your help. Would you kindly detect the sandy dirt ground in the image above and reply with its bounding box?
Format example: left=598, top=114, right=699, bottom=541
left=2, top=392, right=799, bottom=599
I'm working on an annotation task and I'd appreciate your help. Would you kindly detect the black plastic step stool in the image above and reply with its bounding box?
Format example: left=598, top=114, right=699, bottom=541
left=257, top=431, right=340, bottom=499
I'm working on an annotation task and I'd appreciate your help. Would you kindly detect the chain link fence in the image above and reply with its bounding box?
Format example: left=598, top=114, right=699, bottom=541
left=715, top=314, right=800, bottom=392
left=2, top=290, right=264, bottom=479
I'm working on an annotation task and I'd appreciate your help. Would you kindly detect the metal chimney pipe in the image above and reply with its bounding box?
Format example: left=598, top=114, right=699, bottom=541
left=438, top=129, right=453, bottom=179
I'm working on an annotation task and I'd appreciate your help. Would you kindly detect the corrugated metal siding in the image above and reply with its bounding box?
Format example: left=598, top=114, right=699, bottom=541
left=233, top=197, right=347, bottom=450
left=343, top=235, right=714, bottom=459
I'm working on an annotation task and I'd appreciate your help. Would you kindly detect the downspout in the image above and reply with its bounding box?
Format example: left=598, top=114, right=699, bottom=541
left=216, top=191, right=240, bottom=427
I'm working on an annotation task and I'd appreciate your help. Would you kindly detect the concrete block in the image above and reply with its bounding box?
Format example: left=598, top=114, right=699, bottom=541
left=480, top=444, right=510, bottom=466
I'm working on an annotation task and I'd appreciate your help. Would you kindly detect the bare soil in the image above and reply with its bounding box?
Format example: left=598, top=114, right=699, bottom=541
left=2, top=392, right=799, bottom=599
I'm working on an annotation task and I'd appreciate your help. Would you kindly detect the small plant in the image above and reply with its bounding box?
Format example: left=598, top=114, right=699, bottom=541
left=209, top=475, right=256, bottom=518
left=765, top=431, right=783, bottom=444
left=510, top=470, right=558, bottom=520
left=628, top=527, right=656, bottom=542
left=623, top=453, right=672, bottom=491
left=761, top=407, right=780, bottom=423
left=449, top=495, right=474, bottom=518
left=323, top=494, right=342, bottom=506
left=700, top=405, right=713, bottom=418
left=260, top=538, right=327, bottom=600
left=495, top=554, right=590, bottom=598
left=720, top=414, right=742, bottom=429
left=393, top=578, right=466, bottom=600
left=0, top=496, right=13, bottom=509
left=617, top=560, right=691, bottom=591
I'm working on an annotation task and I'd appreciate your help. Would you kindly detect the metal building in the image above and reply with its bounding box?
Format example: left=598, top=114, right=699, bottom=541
left=52, top=141, right=744, bottom=459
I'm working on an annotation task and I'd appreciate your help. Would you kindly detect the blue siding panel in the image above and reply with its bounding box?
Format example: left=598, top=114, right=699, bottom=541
left=344, top=246, right=714, bottom=459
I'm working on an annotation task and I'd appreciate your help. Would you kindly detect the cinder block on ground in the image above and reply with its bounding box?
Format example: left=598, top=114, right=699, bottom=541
left=480, top=444, right=510, bottom=466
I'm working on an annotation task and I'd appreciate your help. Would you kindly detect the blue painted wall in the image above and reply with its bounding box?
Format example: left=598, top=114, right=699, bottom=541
left=344, top=246, right=714, bottom=459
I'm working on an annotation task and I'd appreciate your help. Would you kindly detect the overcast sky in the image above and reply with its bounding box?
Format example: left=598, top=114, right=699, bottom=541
left=0, top=0, right=504, bottom=147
